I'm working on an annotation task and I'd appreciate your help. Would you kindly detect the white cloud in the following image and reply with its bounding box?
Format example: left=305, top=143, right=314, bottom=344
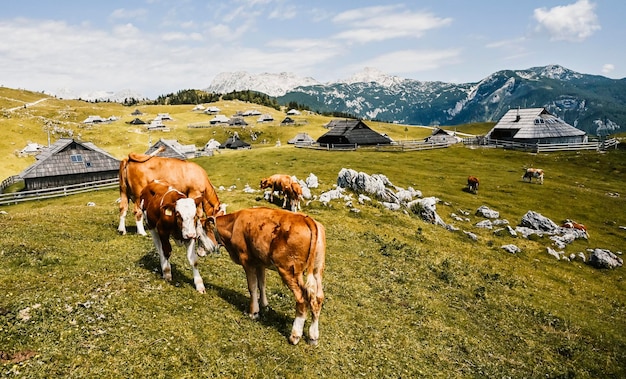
left=602, top=64, right=614, bottom=75
left=109, top=8, right=148, bottom=20
left=533, top=0, right=600, bottom=42
left=332, top=6, right=452, bottom=43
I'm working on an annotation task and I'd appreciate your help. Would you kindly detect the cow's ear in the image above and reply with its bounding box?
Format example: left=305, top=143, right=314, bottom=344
left=161, top=204, right=176, bottom=219
left=206, top=216, right=216, bottom=227
left=194, top=196, right=203, bottom=207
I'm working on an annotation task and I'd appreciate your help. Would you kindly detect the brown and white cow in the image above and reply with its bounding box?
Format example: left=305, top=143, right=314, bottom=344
left=204, top=207, right=326, bottom=345
left=284, top=180, right=304, bottom=212
left=522, top=168, right=544, bottom=184
left=561, top=219, right=589, bottom=237
left=140, top=180, right=207, bottom=293
left=118, top=149, right=223, bottom=238
left=260, top=174, right=293, bottom=209
left=467, top=176, right=479, bottom=194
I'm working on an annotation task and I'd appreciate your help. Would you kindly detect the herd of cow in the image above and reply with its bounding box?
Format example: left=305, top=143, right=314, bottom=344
left=117, top=148, right=325, bottom=346
left=115, top=146, right=546, bottom=345
left=466, top=167, right=544, bottom=194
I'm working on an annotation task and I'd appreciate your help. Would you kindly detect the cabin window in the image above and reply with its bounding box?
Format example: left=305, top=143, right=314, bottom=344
left=70, top=154, right=83, bottom=163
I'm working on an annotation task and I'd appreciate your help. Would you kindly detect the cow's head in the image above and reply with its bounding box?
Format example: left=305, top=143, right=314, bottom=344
left=260, top=178, right=270, bottom=189
left=163, top=198, right=198, bottom=240
left=201, top=216, right=222, bottom=253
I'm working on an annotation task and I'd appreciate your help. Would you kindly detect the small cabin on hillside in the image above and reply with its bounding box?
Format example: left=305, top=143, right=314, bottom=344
left=220, top=132, right=251, bottom=150
left=288, top=133, right=315, bottom=145
left=487, top=108, right=586, bottom=144
left=146, top=139, right=197, bottom=160
left=317, top=119, right=392, bottom=146
left=18, top=138, right=120, bottom=191
left=425, top=128, right=461, bottom=144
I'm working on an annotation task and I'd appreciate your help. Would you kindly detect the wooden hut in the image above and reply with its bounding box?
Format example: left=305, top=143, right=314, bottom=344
left=18, top=138, right=120, bottom=191
left=487, top=108, right=586, bottom=144
left=146, top=139, right=197, bottom=160
left=317, top=119, right=392, bottom=146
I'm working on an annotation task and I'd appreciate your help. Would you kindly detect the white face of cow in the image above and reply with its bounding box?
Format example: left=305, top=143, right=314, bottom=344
left=175, top=198, right=198, bottom=239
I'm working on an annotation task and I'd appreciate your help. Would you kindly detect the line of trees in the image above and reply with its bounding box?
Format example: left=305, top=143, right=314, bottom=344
left=148, top=89, right=282, bottom=111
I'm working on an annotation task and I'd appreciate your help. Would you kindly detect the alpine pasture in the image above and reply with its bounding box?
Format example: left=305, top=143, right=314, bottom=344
left=1, top=87, right=625, bottom=377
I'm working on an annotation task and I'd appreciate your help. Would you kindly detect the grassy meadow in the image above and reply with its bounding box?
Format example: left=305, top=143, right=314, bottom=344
left=1, top=88, right=626, bottom=377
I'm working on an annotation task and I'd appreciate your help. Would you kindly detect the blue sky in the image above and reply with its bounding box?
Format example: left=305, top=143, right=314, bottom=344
left=1, top=0, right=623, bottom=98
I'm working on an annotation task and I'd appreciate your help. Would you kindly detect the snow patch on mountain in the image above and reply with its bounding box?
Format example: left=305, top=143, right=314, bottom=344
left=205, top=71, right=320, bottom=97
left=50, top=88, right=145, bottom=102
left=339, top=67, right=405, bottom=87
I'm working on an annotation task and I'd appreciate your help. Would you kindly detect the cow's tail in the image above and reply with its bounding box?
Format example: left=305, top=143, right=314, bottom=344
left=118, top=157, right=130, bottom=211
left=303, top=217, right=325, bottom=310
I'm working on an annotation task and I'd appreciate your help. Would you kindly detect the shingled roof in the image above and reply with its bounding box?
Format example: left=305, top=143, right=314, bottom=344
left=488, top=108, right=585, bottom=143
left=146, top=139, right=197, bottom=160
left=19, top=138, right=120, bottom=179
left=317, top=119, right=392, bottom=146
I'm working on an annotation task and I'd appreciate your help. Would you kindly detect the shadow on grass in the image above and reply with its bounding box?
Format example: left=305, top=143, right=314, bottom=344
left=137, top=250, right=293, bottom=340
left=207, top=281, right=294, bottom=341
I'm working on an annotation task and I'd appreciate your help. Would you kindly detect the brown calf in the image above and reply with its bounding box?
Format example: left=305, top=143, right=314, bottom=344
left=205, top=207, right=326, bottom=345
left=260, top=174, right=294, bottom=209
left=140, top=180, right=207, bottom=293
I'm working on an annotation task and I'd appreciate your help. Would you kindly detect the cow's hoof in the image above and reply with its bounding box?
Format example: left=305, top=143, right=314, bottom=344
left=308, top=338, right=319, bottom=346
left=248, top=312, right=260, bottom=320
left=196, top=247, right=207, bottom=257
left=289, top=334, right=301, bottom=345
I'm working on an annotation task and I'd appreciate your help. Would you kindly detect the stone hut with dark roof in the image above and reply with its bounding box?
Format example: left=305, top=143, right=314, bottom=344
left=317, top=119, right=392, bottom=146
left=18, top=138, right=120, bottom=191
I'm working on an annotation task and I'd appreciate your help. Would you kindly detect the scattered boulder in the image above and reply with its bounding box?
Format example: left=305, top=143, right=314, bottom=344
left=464, top=231, right=478, bottom=241
left=588, top=248, right=623, bottom=269
left=475, top=220, right=493, bottom=229
left=408, top=197, right=449, bottom=228
left=319, top=187, right=350, bottom=205
left=520, top=210, right=559, bottom=232
left=243, top=184, right=256, bottom=193
left=547, top=247, right=563, bottom=260
left=502, top=244, right=521, bottom=254
left=305, top=173, right=319, bottom=189
left=476, top=205, right=499, bottom=219
left=358, top=194, right=372, bottom=204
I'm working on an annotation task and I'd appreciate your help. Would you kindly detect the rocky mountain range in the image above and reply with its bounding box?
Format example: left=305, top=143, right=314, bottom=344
left=207, top=65, right=626, bottom=135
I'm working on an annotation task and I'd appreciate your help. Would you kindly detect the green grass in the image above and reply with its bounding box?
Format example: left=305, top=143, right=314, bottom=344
left=1, top=144, right=625, bottom=378
left=1, top=88, right=625, bottom=377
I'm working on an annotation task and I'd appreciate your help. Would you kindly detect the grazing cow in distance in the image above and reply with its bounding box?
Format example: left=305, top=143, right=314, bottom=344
left=467, top=176, right=479, bottom=194
left=260, top=174, right=294, bottom=209
left=561, top=219, right=589, bottom=238
left=285, top=180, right=304, bottom=211
left=118, top=148, right=223, bottom=242
left=522, top=168, right=544, bottom=184
left=204, top=207, right=326, bottom=345
left=140, top=180, right=210, bottom=293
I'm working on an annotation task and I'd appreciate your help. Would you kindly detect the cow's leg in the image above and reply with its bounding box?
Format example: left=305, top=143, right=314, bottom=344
left=244, top=265, right=261, bottom=319
left=134, top=200, right=147, bottom=236
left=257, top=266, right=268, bottom=309
left=150, top=229, right=172, bottom=281
left=118, top=206, right=128, bottom=235
left=185, top=239, right=206, bottom=294
left=307, top=272, right=325, bottom=346
left=279, top=269, right=307, bottom=345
